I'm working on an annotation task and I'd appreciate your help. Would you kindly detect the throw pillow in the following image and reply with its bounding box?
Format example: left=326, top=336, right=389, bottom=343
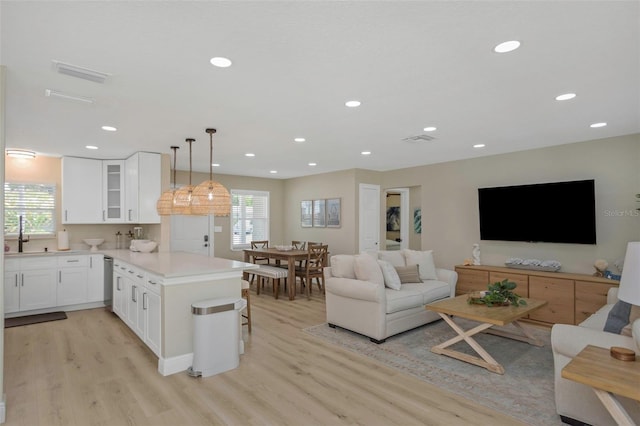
left=378, top=260, right=401, bottom=290
left=378, top=250, right=406, bottom=267
left=330, top=255, right=356, bottom=279
left=604, top=300, right=632, bottom=334
left=402, top=249, right=438, bottom=281
left=395, top=264, right=421, bottom=284
left=353, top=254, right=384, bottom=286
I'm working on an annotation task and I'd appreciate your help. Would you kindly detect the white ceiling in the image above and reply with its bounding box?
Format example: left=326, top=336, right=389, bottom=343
left=1, top=1, right=638, bottom=179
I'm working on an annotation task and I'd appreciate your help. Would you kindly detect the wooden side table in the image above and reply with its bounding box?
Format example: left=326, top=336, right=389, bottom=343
left=561, top=345, right=640, bottom=426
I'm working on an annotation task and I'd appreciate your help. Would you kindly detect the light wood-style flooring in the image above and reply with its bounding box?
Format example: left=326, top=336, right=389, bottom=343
left=4, top=287, right=527, bottom=425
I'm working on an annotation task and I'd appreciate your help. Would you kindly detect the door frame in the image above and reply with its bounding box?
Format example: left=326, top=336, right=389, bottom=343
left=385, top=188, right=409, bottom=251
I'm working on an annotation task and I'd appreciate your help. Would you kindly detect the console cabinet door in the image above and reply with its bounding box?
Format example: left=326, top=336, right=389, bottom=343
left=529, top=276, right=574, bottom=324
left=489, top=271, right=529, bottom=297
left=575, top=281, right=617, bottom=324
left=455, top=268, right=488, bottom=295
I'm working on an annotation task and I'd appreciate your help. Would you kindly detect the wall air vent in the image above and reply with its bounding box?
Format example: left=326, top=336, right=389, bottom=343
left=401, top=134, right=436, bottom=143
left=52, top=60, right=110, bottom=83
left=45, top=89, right=95, bottom=104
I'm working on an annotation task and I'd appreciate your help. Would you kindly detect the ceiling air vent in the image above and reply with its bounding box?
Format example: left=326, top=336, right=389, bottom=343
left=45, top=89, right=95, bottom=104
left=401, top=134, right=436, bottom=143
left=52, top=60, right=110, bottom=83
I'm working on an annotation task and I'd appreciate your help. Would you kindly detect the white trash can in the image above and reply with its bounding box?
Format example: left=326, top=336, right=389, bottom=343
left=188, top=297, right=246, bottom=378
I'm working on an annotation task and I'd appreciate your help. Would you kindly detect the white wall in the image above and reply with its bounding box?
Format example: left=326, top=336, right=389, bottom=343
left=383, top=134, right=640, bottom=274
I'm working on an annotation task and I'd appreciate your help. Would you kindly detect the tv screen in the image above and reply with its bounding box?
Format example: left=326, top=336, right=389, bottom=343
left=478, top=179, right=596, bottom=245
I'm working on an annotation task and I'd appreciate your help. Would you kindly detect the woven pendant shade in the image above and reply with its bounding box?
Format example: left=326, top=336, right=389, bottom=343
left=156, top=146, right=180, bottom=216
left=191, top=128, right=231, bottom=216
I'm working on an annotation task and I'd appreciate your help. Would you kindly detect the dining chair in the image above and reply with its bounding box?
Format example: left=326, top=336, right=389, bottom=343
left=241, top=279, right=251, bottom=333
left=295, top=244, right=328, bottom=300
left=248, top=240, right=270, bottom=287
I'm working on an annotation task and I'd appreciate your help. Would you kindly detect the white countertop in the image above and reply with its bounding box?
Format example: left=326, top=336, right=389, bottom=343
left=101, top=249, right=257, bottom=279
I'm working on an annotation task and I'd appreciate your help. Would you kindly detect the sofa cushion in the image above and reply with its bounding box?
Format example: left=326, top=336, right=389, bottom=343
left=378, top=260, right=401, bottom=290
left=378, top=250, right=406, bottom=267
left=330, top=255, right=356, bottom=279
left=353, top=254, right=384, bottom=286
left=395, top=265, right=421, bottom=284
left=403, top=249, right=438, bottom=280
left=402, top=281, right=451, bottom=306
left=386, top=287, right=426, bottom=313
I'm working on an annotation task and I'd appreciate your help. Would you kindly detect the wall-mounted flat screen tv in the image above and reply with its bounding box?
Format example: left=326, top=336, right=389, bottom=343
left=478, top=179, right=596, bottom=245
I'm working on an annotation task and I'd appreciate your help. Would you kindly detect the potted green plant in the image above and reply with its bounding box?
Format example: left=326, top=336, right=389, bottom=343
left=468, top=279, right=527, bottom=307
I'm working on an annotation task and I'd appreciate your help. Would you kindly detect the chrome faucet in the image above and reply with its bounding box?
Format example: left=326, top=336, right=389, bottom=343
left=18, top=215, right=29, bottom=253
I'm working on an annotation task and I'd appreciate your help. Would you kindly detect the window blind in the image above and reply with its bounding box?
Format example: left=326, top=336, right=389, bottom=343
left=4, top=182, right=56, bottom=235
left=231, top=189, right=269, bottom=249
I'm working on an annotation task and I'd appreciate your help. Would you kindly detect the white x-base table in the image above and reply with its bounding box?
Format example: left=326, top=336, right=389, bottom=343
left=426, top=295, right=548, bottom=374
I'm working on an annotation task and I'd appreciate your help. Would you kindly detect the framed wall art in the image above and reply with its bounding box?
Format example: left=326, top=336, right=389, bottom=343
left=326, top=198, right=341, bottom=227
left=313, top=199, right=326, bottom=227
left=301, top=200, right=313, bottom=227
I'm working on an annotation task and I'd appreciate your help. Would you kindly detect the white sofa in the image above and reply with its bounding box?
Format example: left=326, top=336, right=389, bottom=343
left=551, top=287, right=640, bottom=425
left=324, top=250, right=457, bottom=343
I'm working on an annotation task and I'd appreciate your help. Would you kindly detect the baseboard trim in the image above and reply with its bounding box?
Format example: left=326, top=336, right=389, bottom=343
left=158, top=353, right=193, bottom=376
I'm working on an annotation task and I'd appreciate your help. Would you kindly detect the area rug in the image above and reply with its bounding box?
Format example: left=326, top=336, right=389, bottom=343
left=304, top=319, right=560, bottom=426
left=5, top=311, right=67, bottom=328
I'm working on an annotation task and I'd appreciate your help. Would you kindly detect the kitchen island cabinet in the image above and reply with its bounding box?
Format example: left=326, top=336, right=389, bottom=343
left=103, top=250, right=257, bottom=376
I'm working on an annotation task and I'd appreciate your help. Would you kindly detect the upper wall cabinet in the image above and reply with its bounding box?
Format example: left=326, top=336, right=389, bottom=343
left=62, top=157, right=103, bottom=224
left=125, top=152, right=161, bottom=224
left=62, top=153, right=161, bottom=224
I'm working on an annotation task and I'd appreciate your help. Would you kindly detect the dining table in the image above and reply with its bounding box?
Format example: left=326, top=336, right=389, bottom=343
left=243, top=247, right=309, bottom=300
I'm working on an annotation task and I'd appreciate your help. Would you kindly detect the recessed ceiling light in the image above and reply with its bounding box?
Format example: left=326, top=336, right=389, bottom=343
left=270, top=170, right=278, bottom=174
left=590, top=122, right=607, bottom=128
left=361, top=151, right=371, bottom=155
left=212, top=163, right=220, bottom=167
left=555, top=93, right=576, bottom=101
left=473, top=144, right=486, bottom=149
left=294, top=137, right=306, bottom=143
left=101, top=126, right=117, bottom=132
left=210, top=57, right=232, bottom=68
left=345, top=100, right=361, bottom=108
left=308, top=162, right=317, bottom=166
left=245, top=153, right=255, bottom=157
left=423, top=126, right=437, bottom=132
left=494, top=40, right=521, bottom=53
left=86, top=145, right=98, bottom=150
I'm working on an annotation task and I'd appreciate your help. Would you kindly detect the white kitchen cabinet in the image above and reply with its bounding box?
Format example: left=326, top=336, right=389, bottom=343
left=143, top=273, right=162, bottom=356
left=87, top=254, right=104, bottom=302
left=57, top=255, right=88, bottom=306
left=4, top=259, right=21, bottom=314
left=103, top=160, right=125, bottom=222
left=125, top=152, right=161, bottom=224
left=112, top=261, right=127, bottom=319
left=62, top=157, right=103, bottom=224
left=19, top=257, right=58, bottom=312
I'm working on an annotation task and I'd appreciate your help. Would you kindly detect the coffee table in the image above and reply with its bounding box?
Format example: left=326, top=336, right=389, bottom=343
left=425, top=295, right=547, bottom=374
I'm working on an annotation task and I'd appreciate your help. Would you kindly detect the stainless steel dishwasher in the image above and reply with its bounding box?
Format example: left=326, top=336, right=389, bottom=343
left=104, top=256, right=113, bottom=311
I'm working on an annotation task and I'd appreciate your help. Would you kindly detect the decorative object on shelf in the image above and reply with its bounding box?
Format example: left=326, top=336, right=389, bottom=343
left=156, top=145, right=180, bottom=216
left=191, top=128, right=231, bottom=216
left=472, top=243, right=481, bottom=265
left=467, top=279, right=527, bottom=307
left=172, top=138, right=196, bottom=215
left=462, top=258, right=473, bottom=266
left=505, top=258, right=561, bottom=272
left=593, top=259, right=608, bottom=277
left=83, top=238, right=104, bottom=252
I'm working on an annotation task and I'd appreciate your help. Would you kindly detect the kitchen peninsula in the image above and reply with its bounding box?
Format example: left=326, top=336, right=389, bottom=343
left=102, top=249, right=257, bottom=376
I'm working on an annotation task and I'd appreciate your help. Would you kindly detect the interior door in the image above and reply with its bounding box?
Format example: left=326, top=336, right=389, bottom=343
left=359, top=183, right=381, bottom=253
left=170, top=215, right=213, bottom=256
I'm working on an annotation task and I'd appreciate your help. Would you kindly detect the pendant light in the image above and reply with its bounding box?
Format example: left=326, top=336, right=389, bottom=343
left=191, top=128, right=231, bottom=216
left=172, top=138, right=196, bottom=215
left=156, top=146, right=180, bottom=216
